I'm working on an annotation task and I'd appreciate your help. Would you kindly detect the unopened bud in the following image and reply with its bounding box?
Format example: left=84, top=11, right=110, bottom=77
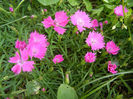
left=65, top=73, right=70, bottom=84
left=112, top=25, right=116, bottom=30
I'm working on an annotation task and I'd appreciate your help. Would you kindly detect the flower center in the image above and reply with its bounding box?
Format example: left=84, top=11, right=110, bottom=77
left=18, top=60, right=24, bottom=66
left=56, top=59, right=59, bottom=62
left=91, top=39, right=97, bottom=44
left=77, top=19, right=84, bottom=26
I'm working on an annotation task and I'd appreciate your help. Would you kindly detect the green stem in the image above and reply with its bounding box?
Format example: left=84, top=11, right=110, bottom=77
left=0, top=16, right=27, bottom=28
left=81, top=76, right=119, bottom=99
left=128, top=27, right=133, bottom=44
left=0, top=7, right=10, bottom=14
left=15, top=0, right=25, bottom=12
left=77, top=70, right=133, bottom=91
left=58, top=64, right=64, bottom=83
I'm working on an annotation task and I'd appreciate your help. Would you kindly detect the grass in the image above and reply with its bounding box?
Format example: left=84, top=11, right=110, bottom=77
left=0, top=0, right=133, bottom=99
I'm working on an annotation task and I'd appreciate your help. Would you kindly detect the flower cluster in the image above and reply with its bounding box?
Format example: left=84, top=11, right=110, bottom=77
left=9, top=6, right=124, bottom=75
left=9, top=31, right=49, bottom=74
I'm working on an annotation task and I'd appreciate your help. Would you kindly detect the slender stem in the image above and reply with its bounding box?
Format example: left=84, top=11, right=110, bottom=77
left=15, top=0, right=25, bottom=12
left=0, top=16, right=27, bottom=28
left=77, top=70, right=133, bottom=91
left=0, top=7, right=10, bottom=14
left=58, top=64, right=64, bottom=83
left=128, top=27, right=133, bottom=44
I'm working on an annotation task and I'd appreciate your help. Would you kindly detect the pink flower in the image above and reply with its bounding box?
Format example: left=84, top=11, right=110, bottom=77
left=104, top=20, right=108, bottom=24
left=6, top=97, right=10, bottom=99
left=15, top=40, right=27, bottom=50
left=84, top=52, right=96, bottom=63
left=9, top=49, right=35, bottom=75
left=28, top=31, right=49, bottom=47
left=9, top=7, right=13, bottom=12
left=91, top=19, right=99, bottom=30
left=106, top=41, right=120, bottom=55
left=27, top=31, right=49, bottom=60
left=108, top=61, right=117, bottom=74
left=53, top=55, right=64, bottom=64
left=114, top=5, right=128, bottom=16
left=42, top=16, right=54, bottom=28
left=27, top=43, right=47, bottom=60
left=42, top=88, right=46, bottom=92
left=42, top=11, right=69, bottom=35
left=70, top=10, right=92, bottom=32
left=85, top=31, right=105, bottom=51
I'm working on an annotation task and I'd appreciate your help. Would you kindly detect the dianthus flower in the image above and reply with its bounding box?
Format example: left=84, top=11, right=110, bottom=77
left=28, top=31, right=49, bottom=47
left=9, top=49, right=35, bottom=75
left=70, top=10, right=92, bottom=32
left=53, top=55, right=64, bottom=64
left=106, top=41, right=120, bottom=55
left=91, top=19, right=98, bottom=30
left=42, top=11, right=69, bottom=35
left=27, top=31, right=49, bottom=60
left=15, top=40, right=27, bottom=50
left=85, top=31, right=105, bottom=51
left=108, top=61, right=117, bottom=74
left=114, top=5, right=128, bottom=16
left=84, top=52, right=96, bottom=63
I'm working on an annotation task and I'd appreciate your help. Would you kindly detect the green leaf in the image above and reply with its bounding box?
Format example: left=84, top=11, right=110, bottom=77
left=116, top=94, right=123, bottom=99
left=102, top=0, right=116, bottom=3
left=83, top=0, right=92, bottom=12
left=37, top=0, right=59, bottom=6
left=92, top=7, right=104, bottom=16
left=26, top=80, right=41, bottom=96
left=104, top=4, right=114, bottom=9
left=102, top=0, right=109, bottom=3
left=127, top=0, right=133, bottom=7
left=57, top=84, right=78, bottom=99
left=68, top=0, right=80, bottom=6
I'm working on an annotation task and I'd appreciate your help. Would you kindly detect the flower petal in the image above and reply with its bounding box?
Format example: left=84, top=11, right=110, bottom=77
left=11, top=64, right=21, bottom=75
left=22, top=61, right=35, bottom=72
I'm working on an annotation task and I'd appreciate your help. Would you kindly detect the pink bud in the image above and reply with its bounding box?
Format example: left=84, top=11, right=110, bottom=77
left=42, top=88, right=46, bottom=92
left=99, top=22, right=103, bottom=30
left=104, top=20, right=108, bottom=24
left=9, top=7, right=13, bottom=12
left=30, top=15, right=35, bottom=19
left=15, top=40, right=27, bottom=50
left=76, top=31, right=79, bottom=34
left=44, top=9, right=47, bottom=12
left=90, top=74, right=93, bottom=77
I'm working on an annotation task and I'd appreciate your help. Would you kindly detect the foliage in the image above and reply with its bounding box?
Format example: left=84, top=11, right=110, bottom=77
left=0, top=0, right=133, bottom=99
